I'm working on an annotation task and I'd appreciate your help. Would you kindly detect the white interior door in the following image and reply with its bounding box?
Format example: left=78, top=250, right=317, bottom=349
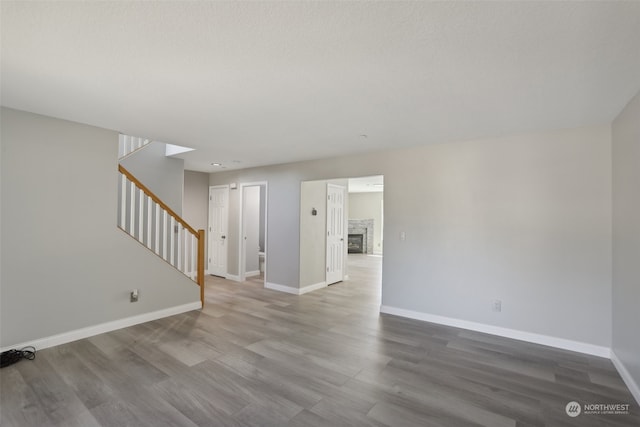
left=326, top=184, right=345, bottom=285
left=243, top=186, right=260, bottom=277
left=208, top=186, right=228, bottom=277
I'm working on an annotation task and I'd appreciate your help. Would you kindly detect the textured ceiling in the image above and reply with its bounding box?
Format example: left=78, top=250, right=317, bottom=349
left=2, top=1, right=639, bottom=172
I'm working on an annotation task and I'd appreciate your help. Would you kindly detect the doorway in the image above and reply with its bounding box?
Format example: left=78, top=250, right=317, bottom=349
left=239, top=182, right=267, bottom=283
left=347, top=175, right=384, bottom=256
left=346, top=176, right=384, bottom=296
left=299, top=176, right=383, bottom=293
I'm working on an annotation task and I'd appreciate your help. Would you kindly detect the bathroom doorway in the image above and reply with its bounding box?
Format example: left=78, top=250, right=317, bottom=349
left=239, top=182, right=267, bottom=284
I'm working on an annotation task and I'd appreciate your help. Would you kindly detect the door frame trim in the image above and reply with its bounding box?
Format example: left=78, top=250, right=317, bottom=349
left=208, top=184, right=229, bottom=277
left=238, top=181, right=268, bottom=283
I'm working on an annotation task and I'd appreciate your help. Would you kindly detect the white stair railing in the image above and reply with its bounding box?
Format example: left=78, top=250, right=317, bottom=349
left=117, top=164, right=205, bottom=305
left=119, top=134, right=152, bottom=159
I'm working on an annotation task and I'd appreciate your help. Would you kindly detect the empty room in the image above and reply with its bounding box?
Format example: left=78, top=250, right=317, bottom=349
left=1, top=1, right=639, bottom=426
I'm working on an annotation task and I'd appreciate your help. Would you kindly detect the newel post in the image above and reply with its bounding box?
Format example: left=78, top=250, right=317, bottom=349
left=197, top=229, right=205, bottom=307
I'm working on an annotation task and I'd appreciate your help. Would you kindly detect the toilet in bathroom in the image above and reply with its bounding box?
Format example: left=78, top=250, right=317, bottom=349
left=259, top=252, right=265, bottom=274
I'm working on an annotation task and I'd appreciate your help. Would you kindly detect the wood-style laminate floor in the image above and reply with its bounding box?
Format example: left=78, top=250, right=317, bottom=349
left=1, top=255, right=638, bottom=426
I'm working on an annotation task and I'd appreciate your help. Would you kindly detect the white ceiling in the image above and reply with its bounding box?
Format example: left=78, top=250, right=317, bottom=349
left=348, top=176, right=384, bottom=194
left=2, top=1, right=639, bottom=173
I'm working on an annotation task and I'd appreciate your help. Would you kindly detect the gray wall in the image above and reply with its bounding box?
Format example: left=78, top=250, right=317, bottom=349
left=183, top=170, right=209, bottom=267
left=349, top=191, right=384, bottom=254
left=299, top=181, right=327, bottom=287
left=210, top=125, right=612, bottom=347
left=0, top=108, right=200, bottom=348
left=120, top=141, right=184, bottom=216
left=183, top=170, right=209, bottom=230
left=612, top=90, right=640, bottom=393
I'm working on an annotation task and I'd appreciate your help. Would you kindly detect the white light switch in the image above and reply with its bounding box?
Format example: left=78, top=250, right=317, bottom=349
left=400, top=231, right=406, bottom=241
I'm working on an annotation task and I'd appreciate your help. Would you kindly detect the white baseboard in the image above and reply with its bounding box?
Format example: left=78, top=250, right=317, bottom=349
left=611, top=350, right=640, bottom=406
left=265, top=282, right=300, bottom=294
left=0, top=301, right=202, bottom=353
left=300, top=281, right=327, bottom=294
left=379, top=305, right=611, bottom=358
left=265, top=281, right=327, bottom=295
left=225, top=274, right=241, bottom=282
left=245, top=270, right=261, bottom=278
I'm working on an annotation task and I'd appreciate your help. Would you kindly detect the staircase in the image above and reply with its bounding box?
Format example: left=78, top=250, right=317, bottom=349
left=117, top=134, right=205, bottom=306
left=118, top=134, right=151, bottom=159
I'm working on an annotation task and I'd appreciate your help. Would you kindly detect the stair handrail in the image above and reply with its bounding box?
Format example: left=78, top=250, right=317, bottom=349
left=119, top=165, right=197, bottom=235
left=119, top=134, right=152, bottom=160
left=118, top=164, right=205, bottom=306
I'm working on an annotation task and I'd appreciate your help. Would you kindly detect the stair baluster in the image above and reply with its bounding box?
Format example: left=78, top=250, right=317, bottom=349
left=117, top=164, right=205, bottom=306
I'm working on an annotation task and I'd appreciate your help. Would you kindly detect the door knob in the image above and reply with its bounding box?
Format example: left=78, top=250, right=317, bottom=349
left=221, top=235, right=226, bottom=239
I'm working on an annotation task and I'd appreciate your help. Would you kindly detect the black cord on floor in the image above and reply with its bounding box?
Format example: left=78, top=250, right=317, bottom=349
left=0, top=346, right=36, bottom=368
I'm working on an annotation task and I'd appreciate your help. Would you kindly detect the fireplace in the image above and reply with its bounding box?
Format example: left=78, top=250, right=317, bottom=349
left=348, top=219, right=374, bottom=254
left=348, top=234, right=364, bottom=253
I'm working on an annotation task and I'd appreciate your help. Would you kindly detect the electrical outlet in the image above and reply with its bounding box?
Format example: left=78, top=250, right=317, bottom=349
left=400, top=231, right=406, bottom=241
left=130, top=289, right=139, bottom=302
left=492, top=299, right=501, bottom=312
